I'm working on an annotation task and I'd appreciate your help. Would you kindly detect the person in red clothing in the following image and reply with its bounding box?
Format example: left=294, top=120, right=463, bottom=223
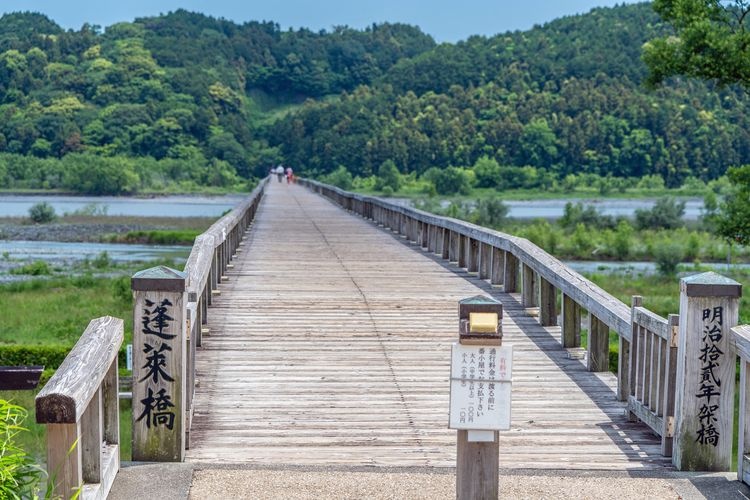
left=285, top=166, right=294, bottom=184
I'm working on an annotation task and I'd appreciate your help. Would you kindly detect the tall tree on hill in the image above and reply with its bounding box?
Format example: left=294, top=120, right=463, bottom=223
left=644, top=0, right=750, bottom=244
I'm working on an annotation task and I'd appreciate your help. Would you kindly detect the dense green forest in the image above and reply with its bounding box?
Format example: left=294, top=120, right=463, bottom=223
left=0, top=3, right=749, bottom=194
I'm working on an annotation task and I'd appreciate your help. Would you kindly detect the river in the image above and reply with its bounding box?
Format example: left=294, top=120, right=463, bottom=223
left=393, top=197, right=705, bottom=220
left=0, top=194, right=246, bottom=218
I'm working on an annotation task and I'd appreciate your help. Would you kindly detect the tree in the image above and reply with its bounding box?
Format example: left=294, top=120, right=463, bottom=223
left=644, top=0, right=750, bottom=87
left=375, top=159, right=401, bottom=192
left=717, top=165, right=750, bottom=244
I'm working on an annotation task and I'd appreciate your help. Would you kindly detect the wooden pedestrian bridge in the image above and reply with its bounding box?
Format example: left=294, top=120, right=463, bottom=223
left=32, top=178, right=750, bottom=498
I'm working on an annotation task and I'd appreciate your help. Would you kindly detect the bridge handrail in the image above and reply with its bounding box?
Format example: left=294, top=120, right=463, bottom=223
left=627, top=297, right=678, bottom=456
left=184, top=177, right=269, bottom=301
left=35, top=316, right=123, bottom=499
left=299, top=178, right=631, bottom=339
left=733, top=325, right=750, bottom=485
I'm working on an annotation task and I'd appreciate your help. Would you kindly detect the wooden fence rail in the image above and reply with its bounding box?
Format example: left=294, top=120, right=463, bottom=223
left=733, top=325, right=750, bottom=485
left=35, top=316, right=123, bottom=500
left=628, top=296, right=678, bottom=456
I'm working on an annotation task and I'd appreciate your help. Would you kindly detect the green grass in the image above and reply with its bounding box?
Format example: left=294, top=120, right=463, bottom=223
left=0, top=276, right=133, bottom=346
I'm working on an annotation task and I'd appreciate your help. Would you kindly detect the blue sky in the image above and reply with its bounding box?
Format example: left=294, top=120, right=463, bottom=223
left=1, top=1, right=644, bottom=42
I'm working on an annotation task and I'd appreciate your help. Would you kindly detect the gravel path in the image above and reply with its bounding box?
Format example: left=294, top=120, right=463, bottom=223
left=187, top=467, right=744, bottom=500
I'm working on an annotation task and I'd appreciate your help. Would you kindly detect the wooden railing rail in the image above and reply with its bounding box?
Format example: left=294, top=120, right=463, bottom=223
left=35, top=316, right=123, bottom=500
left=628, top=296, right=678, bottom=456
left=299, top=178, right=632, bottom=389
left=733, top=325, right=750, bottom=485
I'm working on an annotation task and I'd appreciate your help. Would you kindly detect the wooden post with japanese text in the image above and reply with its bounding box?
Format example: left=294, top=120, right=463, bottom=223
left=673, top=272, right=741, bottom=471
left=131, top=266, right=187, bottom=462
left=450, top=296, right=511, bottom=500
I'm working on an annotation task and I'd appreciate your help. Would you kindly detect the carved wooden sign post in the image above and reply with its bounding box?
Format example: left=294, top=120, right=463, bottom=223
left=673, top=272, right=741, bottom=471
left=131, top=266, right=187, bottom=461
left=449, top=295, right=512, bottom=499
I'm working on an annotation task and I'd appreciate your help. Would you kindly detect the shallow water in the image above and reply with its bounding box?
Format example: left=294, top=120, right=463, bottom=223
left=0, top=194, right=246, bottom=218
left=0, top=240, right=191, bottom=282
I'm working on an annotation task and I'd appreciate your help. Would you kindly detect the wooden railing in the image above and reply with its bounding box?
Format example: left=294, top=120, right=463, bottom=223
left=299, top=179, right=633, bottom=392
left=301, top=179, right=749, bottom=473
left=733, top=325, right=750, bottom=484
left=35, top=316, right=123, bottom=500
left=628, top=296, right=678, bottom=456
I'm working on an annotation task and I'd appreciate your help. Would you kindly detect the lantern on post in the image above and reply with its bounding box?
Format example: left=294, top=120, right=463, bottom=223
left=450, top=295, right=512, bottom=499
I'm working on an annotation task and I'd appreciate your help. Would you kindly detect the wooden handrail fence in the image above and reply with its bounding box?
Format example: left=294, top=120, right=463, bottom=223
left=299, top=178, right=744, bottom=475
left=35, top=316, right=123, bottom=500
left=33, top=177, right=750, bottom=489
left=32, top=179, right=268, bottom=497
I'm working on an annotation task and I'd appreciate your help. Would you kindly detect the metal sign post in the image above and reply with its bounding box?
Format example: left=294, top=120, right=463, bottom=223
left=449, top=295, right=512, bottom=500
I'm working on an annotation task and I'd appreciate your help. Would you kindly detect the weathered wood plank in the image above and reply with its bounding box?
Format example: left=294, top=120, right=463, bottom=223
left=186, top=183, right=669, bottom=470
left=36, top=317, right=123, bottom=424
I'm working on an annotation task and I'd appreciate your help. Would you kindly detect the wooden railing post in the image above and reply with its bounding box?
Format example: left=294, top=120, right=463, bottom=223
left=131, top=266, right=188, bottom=462
left=587, top=314, right=610, bottom=372
left=561, top=294, right=580, bottom=348
left=673, top=272, right=741, bottom=471
left=458, top=234, right=468, bottom=268
left=539, top=277, right=557, bottom=326
left=521, top=264, right=537, bottom=308
left=36, top=316, right=123, bottom=500
left=490, top=248, right=504, bottom=286
left=467, top=238, right=479, bottom=274
left=503, top=253, right=518, bottom=293
left=479, top=243, right=491, bottom=280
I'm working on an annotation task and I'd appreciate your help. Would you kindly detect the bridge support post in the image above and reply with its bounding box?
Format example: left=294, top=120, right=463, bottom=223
left=673, top=272, right=741, bottom=471
left=131, top=266, right=188, bottom=462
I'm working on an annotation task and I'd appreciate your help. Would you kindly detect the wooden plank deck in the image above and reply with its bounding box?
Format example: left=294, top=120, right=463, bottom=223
left=186, top=182, right=671, bottom=470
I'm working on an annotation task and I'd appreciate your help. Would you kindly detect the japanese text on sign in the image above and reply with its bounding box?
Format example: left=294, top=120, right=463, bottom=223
left=449, top=344, right=512, bottom=431
left=696, top=306, right=723, bottom=447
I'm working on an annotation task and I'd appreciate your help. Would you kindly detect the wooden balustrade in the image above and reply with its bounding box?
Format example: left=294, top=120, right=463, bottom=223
left=734, top=325, right=750, bottom=485
left=36, top=317, right=123, bottom=500
left=627, top=296, right=678, bottom=456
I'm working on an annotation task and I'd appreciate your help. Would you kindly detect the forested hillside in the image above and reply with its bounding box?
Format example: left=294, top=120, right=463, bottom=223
left=0, top=10, right=434, bottom=193
left=270, top=3, right=750, bottom=188
left=0, top=3, right=748, bottom=194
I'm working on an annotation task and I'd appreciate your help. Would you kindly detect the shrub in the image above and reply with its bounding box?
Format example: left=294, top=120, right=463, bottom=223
left=635, top=198, right=685, bottom=230
left=9, top=261, right=51, bottom=276
left=0, top=400, right=45, bottom=498
left=28, top=202, right=56, bottom=223
left=321, top=166, right=353, bottom=190
left=653, top=241, right=684, bottom=276
left=473, top=198, right=508, bottom=228
left=431, top=167, right=472, bottom=195
left=375, top=160, right=401, bottom=192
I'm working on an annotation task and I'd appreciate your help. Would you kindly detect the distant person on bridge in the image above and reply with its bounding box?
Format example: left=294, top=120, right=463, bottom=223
left=275, top=164, right=285, bottom=182
left=286, top=166, right=294, bottom=184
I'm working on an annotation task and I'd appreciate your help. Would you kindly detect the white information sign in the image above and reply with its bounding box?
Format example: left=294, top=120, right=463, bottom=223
left=449, top=343, right=512, bottom=431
